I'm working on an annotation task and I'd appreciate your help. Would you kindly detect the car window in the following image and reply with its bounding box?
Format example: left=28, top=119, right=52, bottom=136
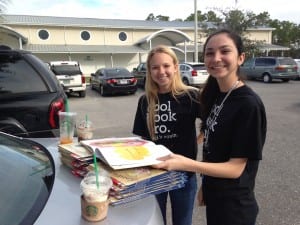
left=242, top=58, right=253, bottom=67
left=139, top=63, right=146, bottom=71
left=255, top=58, right=265, bottom=66
left=179, top=65, right=186, bottom=71
left=135, top=63, right=146, bottom=71
left=256, top=58, right=275, bottom=66
left=51, top=64, right=82, bottom=76
left=266, top=58, right=276, bottom=65
left=279, top=58, right=296, bottom=65
left=106, top=69, right=131, bottom=78
left=0, top=133, right=55, bottom=225
left=0, top=54, right=47, bottom=95
left=191, top=64, right=206, bottom=70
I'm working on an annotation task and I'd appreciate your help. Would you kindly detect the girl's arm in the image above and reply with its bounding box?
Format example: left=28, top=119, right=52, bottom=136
left=153, top=154, right=247, bottom=179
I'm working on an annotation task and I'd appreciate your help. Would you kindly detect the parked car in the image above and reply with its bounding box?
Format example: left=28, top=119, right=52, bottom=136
left=48, top=61, right=86, bottom=97
left=0, top=131, right=55, bottom=225
left=0, top=45, right=67, bottom=138
left=293, top=59, right=300, bottom=80
left=131, top=62, right=147, bottom=87
left=91, top=67, right=137, bottom=96
left=179, top=62, right=209, bottom=87
left=240, top=57, right=298, bottom=83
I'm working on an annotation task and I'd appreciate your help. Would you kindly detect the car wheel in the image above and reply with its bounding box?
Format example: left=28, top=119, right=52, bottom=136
left=263, top=74, right=272, bottom=83
left=182, top=78, right=189, bottom=85
left=79, top=91, right=86, bottom=97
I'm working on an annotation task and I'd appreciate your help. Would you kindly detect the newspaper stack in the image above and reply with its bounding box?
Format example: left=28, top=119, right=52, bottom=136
left=58, top=142, right=93, bottom=177
left=89, top=162, right=188, bottom=206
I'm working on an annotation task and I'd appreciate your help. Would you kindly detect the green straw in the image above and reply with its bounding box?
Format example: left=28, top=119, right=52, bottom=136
left=85, top=114, right=88, bottom=128
left=93, top=153, right=100, bottom=189
left=65, top=98, right=70, bottom=112
left=64, top=99, right=71, bottom=137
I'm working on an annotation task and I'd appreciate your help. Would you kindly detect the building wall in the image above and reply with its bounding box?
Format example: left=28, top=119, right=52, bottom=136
left=2, top=16, right=274, bottom=75
left=245, top=29, right=273, bottom=43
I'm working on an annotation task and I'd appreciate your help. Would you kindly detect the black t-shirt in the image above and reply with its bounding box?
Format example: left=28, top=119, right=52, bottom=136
left=132, top=89, right=201, bottom=160
left=202, top=85, right=267, bottom=225
left=202, top=84, right=267, bottom=190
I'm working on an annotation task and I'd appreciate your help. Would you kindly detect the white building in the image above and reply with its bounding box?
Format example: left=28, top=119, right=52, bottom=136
left=0, top=14, right=284, bottom=76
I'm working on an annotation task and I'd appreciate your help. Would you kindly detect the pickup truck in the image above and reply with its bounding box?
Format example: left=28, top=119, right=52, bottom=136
left=131, top=63, right=147, bottom=87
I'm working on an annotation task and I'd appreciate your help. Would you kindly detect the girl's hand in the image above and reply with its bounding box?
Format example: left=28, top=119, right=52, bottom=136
left=152, top=154, right=190, bottom=171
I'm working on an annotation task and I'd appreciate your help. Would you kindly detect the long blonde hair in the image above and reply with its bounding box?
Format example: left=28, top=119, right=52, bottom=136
left=144, top=45, right=198, bottom=140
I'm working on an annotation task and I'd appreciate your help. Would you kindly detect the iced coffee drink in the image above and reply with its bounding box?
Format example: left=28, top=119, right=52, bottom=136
left=80, top=171, right=112, bottom=222
left=77, top=119, right=93, bottom=142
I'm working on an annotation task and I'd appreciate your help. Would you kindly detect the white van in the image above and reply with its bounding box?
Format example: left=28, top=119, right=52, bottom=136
left=48, top=61, right=86, bottom=97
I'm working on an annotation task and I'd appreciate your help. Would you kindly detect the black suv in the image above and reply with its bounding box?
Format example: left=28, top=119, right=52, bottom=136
left=131, top=62, right=147, bottom=87
left=0, top=45, right=67, bottom=137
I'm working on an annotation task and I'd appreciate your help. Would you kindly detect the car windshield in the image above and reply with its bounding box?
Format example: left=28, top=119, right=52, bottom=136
left=105, top=68, right=131, bottom=78
left=0, top=132, right=55, bottom=225
left=191, top=64, right=206, bottom=70
left=51, top=65, right=81, bottom=76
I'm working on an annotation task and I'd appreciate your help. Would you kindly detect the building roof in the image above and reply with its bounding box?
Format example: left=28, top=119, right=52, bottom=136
left=2, top=14, right=195, bottom=30
left=259, top=43, right=290, bottom=51
left=23, top=44, right=199, bottom=54
left=24, top=44, right=149, bottom=54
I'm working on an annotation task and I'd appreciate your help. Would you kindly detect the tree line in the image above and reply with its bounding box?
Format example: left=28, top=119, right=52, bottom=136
left=146, top=9, right=300, bottom=58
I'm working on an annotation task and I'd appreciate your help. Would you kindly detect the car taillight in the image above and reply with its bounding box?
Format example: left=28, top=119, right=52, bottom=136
left=275, top=66, right=285, bottom=71
left=191, top=70, right=198, bottom=76
left=81, top=75, right=86, bottom=84
left=107, top=79, right=117, bottom=84
left=49, top=98, right=65, bottom=128
left=130, top=78, right=137, bottom=84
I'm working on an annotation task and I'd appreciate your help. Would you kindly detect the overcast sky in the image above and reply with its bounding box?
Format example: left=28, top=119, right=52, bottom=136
left=5, top=0, right=300, bottom=24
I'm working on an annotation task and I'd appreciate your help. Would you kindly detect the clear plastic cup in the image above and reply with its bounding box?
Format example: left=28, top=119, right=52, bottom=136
left=59, top=112, right=77, bottom=144
left=80, top=171, right=112, bottom=202
left=77, top=119, right=94, bottom=141
left=80, top=171, right=112, bottom=222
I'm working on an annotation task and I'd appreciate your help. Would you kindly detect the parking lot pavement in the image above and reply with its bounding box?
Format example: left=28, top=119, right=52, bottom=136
left=69, top=81, right=300, bottom=225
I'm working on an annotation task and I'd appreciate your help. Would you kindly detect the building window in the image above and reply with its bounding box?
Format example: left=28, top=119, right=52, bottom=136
left=81, top=31, right=90, bottom=41
left=38, top=29, right=49, bottom=40
left=119, top=32, right=127, bottom=41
